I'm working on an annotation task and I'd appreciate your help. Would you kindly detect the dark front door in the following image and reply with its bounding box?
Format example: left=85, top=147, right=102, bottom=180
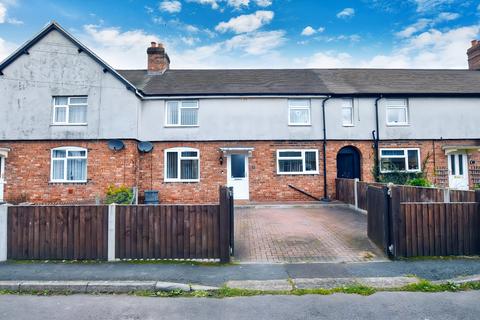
left=337, top=147, right=361, bottom=179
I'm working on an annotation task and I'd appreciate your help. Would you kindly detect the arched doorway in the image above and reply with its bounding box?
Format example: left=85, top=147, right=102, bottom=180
left=336, top=146, right=361, bottom=179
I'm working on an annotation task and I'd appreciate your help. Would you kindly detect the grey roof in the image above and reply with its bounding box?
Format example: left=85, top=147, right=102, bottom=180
left=116, top=68, right=480, bottom=96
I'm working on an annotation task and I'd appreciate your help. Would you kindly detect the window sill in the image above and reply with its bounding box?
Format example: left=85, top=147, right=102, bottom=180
left=164, top=180, right=200, bottom=183
left=50, top=124, right=88, bottom=127
left=49, top=181, right=88, bottom=185
left=288, top=124, right=312, bottom=127
left=379, top=171, right=421, bottom=174
left=342, top=124, right=355, bottom=127
left=164, top=125, right=199, bottom=128
left=277, top=172, right=319, bottom=176
left=386, top=123, right=410, bottom=127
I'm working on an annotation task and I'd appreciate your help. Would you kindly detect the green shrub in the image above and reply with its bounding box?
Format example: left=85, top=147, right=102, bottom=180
left=377, top=171, right=424, bottom=185
left=406, top=177, right=431, bottom=187
left=105, top=185, right=133, bottom=204
left=475, top=184, right=480, bottom=190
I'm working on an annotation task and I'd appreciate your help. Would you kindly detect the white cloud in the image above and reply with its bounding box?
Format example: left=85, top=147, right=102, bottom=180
left=437, top=11, right=459, bottom=21
left=254, top=0, right=272, bottom=6
left=215, top=10, right=274, bottom=34
left=336, top=8, right=355, bottom=19
left=187, top=0, right=220, bottom=10
left=225, top=30, right=285, bottom=54
left=0, top=3, right=6, bottom=23
left=80, top=25, right=159, bottom=69
left=298, top=25, right=479, bottom=69
left=396, top=18, right=431, bottom=38
left=181, top=36, right=200, bottom=46
left=412, top=0, right=454, bottom=12
left=301, top=26, right=324, bottom=36
left=159, top=1, right=182, bottom=13
left=227, top=0, right=249, bottom=9
left=0, top=37, right=18, bottom=61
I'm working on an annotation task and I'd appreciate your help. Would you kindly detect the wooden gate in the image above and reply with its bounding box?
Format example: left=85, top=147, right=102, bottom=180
left=367, top=185, right=392, bottom=256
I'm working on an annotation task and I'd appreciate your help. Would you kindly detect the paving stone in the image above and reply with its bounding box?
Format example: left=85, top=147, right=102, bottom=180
left=155, top=282, right=191, bottom=292
left=226, top=280, right=292, bottom=291
left=0, top=281, right=20, bottom=291
left=294, top=278, right=357, bottom=290
left=357, top=277, right=419, bottom=288
left=190, top=284, right=219, bottom=291
left=20, top=281, right=88, bottom=293
left=234, top=206, right=386, bottom=263
left=86, top=281, right=156, bottom=293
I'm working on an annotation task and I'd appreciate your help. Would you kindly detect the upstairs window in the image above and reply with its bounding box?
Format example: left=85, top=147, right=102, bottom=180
left=51, top=147, right=87, bottom=183
left=342, top=98, right=354, bottom=126
left=386, top=99, right=408, bottom=125
left=288, top=100, right=311, bottom=125
left=277, top=149, right=318, bottom=174
left=53, top=96, right=87, bottom=125
left=165, top=101, right=198, bottom=126
left=165, top=148, right=200, bottom=182
left=380, top=148, right=420, bottom=173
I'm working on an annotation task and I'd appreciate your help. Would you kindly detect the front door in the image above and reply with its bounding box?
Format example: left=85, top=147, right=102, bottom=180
left=337, top=146, right=361, bottom=179
left=227, top=154, right=249, bottom=200
left=448, top=153, right=469, bottom=190
left=0, top=157, right=4, bottom=202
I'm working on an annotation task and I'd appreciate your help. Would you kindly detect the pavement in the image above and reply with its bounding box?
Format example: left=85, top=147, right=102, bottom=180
left=1, top=259, right=479, bottom=287
left=234, top=205, right=385, bottom=263
left=2, top=291, right=480, bottom=319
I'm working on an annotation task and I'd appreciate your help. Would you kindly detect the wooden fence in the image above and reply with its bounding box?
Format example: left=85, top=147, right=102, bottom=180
left=7, top=205, right=108, bottom=260
left=4, top=186, right=234, bottom=262
left=336, top=178, right=476, bottom=211
left=399, top=202, right=480, bottom=257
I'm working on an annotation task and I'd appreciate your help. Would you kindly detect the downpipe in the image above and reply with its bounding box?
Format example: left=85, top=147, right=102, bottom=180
left=321, top=96, right=332, bottom=202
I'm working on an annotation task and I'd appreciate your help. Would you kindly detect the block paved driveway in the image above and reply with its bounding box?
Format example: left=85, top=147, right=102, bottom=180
left=234, top=205, right=387, bottom=264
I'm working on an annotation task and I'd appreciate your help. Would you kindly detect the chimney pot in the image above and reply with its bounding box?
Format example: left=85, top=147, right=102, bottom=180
left=147, top=42, right=170, bottom=74
left=467, top=39, right=480, bottom=70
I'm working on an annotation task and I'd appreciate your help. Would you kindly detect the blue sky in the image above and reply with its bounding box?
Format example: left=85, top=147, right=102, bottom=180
left=0, top=0, right=479, bottom=69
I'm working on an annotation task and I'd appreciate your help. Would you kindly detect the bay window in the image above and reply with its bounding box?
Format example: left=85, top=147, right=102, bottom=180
left=51, top=147, right=87, bottom=182
left=380, top=148, right=420, bottom=173
left=277, top=149, right=318, bottom=174
left=53, top=96, right=87, bottom=125
left=165, top=148, right=200, bottom=182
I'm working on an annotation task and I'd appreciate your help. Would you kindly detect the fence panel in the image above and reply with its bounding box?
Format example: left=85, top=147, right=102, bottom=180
left=450, top=190, right=476, bottom=202
left=400, top=202, right=480, bottom=257
left=335, top=178, right=355, bottom=205
left=7, top=205, right=108, bottom=260
left=367, top=185, right=390, bottom=255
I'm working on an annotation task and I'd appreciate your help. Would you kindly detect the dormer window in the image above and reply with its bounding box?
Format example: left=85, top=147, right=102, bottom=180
left=52, top=96, right=88, bottom=125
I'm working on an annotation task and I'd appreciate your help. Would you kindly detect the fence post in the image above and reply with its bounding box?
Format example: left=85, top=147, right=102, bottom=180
left=0, top=205, right=8, bottom=262
left=108, top=203, right=116, bottom=262
left=444, top=188, right=450, bottom=203
left=354, top=178, right=359, bottom=210
left=475, top=190, right=480, bottom=203
left=219, top=186, right=230, bottom=263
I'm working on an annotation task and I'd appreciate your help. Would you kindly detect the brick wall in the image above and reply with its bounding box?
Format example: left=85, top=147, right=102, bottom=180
left=0, top=139, right=479, bottom=204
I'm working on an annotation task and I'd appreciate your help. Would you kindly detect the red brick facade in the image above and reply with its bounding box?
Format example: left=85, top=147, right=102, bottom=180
left=1, top=139, right=479, bottom=204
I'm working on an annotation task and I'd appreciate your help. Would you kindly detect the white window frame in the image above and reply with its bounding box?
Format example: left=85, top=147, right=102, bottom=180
left=164, top=147, right=200, bottom=182
left=386, top=98, right=409, bottom=126
left=52, top=96, right=88, bottom=125
left=379, top=148, right=421, bottom=173
left=342, top=98, right=354, bottom=127
left=288, top=99, right=311, bottom=126
left=165, top=100, right=199, bottom=127
left=276, top=149, right=319, bottom=175
left=50, top=146, right=88, bottom=183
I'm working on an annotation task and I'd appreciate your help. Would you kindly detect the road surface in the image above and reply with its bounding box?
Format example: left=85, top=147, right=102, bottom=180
left=0, top=291, right=479, bottom=319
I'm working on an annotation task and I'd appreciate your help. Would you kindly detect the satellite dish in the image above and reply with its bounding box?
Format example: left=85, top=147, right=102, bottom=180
left=107, top=139, right=125, bottom=151
left=138, top=141, right=154, bottom=153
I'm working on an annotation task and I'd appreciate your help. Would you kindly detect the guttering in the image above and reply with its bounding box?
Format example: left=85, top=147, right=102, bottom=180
left=321, top=96, right=332, bottom=202
left=140, top=94, right=329, bottom=100
left=373, top=95, right=383, bottom=181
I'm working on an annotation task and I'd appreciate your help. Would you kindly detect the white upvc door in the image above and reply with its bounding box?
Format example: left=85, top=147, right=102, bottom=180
left=448, top=153, right=469, bottom=190
left=227, top=154, right=249, bottom=200
left=0, top=157, right=5, bottom=202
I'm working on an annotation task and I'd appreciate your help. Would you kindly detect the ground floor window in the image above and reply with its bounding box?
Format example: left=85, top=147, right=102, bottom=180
left=380, top=148, right=420, bottom=173
left=51, top=147, right=87, bottom=182
left=165, top=147, right=200, bottom=182
left=277, top=149, right=319, bottom=174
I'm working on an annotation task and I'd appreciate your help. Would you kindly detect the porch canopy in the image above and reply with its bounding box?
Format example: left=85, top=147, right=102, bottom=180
left=219, top=147, right=254, bottom=156
left=442, top=145, right=480, bottom=155
left=0, top=148, right=10, bottom=158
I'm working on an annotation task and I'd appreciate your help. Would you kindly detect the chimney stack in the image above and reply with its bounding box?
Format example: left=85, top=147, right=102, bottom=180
left=467, top=39, right=480, bottom=70
left=147, top=41, right=170, bottom=74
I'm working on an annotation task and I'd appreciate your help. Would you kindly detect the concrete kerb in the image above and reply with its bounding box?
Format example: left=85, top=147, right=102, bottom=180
left=0, top=280, right=218, bottom=293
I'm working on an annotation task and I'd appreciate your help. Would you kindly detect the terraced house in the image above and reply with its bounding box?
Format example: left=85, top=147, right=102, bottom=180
left=0, top=21, right=480, bottom=204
